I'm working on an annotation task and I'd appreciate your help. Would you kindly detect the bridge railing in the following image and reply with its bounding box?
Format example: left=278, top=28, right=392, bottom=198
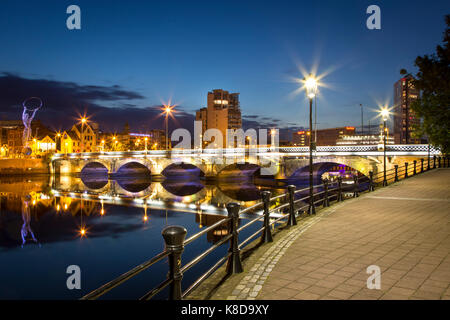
left=52, top=144, right=441, bottom=159
left=80, top=155, right=447, bottom=300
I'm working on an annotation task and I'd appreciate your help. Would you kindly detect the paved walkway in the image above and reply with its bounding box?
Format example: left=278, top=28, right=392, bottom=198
left=250, top=169, right=450, bottom=300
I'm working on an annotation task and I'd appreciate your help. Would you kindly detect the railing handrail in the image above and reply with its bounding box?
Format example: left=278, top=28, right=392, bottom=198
left=81, top=155, right=444, bottom=300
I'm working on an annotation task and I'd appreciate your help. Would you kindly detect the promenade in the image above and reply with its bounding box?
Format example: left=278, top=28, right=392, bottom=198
left=254, top=168, right=450, bottom=300
left=219, top=168, right=450, bottom=300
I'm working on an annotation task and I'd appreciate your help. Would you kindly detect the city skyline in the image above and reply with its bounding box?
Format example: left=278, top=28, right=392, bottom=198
left=1, top=1, right=449, bottom=134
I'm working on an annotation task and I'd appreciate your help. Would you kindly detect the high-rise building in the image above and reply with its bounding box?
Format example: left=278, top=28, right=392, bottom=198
left=292, top=127, right=356, bottom=146
left=393, top=76, right=421, bottom=144
left=195, top=89, right=242, bottom=147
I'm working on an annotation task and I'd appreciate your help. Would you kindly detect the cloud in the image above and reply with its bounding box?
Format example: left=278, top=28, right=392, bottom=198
left=0, top=73, right=195, bottom=133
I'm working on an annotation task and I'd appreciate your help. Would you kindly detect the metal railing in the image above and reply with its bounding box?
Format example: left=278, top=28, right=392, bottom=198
left=81, top=155, right=447, bottom=300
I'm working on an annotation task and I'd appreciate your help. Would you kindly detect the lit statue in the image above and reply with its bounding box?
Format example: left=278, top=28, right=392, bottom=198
left=22, top=97, right=42, bottom=155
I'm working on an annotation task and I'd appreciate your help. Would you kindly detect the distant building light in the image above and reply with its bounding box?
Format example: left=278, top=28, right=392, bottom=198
left=129, top=133, right=151, bottom=137
left=214, top=100, right=229, bottom=105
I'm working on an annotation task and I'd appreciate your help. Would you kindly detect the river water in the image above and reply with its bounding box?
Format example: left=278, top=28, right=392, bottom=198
left=0, top=173, right=360, bottom=299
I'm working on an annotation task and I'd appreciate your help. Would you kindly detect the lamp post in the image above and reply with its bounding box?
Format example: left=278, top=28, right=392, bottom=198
left=304, top=74, right=318, bottom=215
left=380, top=108, right=390, bottom=186
left=144, top=137, right=148, bottom=153
left=163, top=104, right=175, bottom=150
left=80, top=117, right=87, bottom=153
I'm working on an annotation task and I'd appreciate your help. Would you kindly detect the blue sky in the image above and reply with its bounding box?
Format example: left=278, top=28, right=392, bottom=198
left=0, top=0, right=449, bottom=132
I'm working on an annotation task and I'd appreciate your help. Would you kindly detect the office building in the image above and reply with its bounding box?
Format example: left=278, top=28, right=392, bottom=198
left=195, top=89, right=242, bottom=147
left=393, top=76, right=422, bottom=144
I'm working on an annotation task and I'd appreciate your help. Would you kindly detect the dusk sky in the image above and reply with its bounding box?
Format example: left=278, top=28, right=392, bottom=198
left=1, top=0, right=449, bottom=135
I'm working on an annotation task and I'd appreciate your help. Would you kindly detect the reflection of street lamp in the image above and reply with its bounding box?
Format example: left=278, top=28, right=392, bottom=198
left=304, top=74, right=317, bottom=215
left=380, top=108, right=390, bottom=186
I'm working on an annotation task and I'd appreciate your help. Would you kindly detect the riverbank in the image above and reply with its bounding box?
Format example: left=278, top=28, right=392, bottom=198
left=0, top=158, right=49, bottom=176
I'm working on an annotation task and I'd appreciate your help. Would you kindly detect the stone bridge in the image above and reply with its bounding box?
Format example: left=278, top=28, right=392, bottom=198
left=51, top=144, right=440, bottom=180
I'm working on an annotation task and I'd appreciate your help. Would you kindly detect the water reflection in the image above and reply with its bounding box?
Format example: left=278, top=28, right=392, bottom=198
left=0, top=175, right=288, bottom=250
left=21, top=195, right=40, bottom=248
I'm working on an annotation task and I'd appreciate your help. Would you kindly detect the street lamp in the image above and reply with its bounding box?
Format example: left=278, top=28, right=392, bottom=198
left=80, top=117, right=87, bottom=153
left=380, top=108, right=390, bottom=186
left=144, top=136, right=148, bottom=153
left=304, top=74, right=318, bottom=215
left=162, top=104, right=175, bottom=150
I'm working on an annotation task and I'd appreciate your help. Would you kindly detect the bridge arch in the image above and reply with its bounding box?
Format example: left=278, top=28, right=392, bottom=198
left=161, top=162, right=205, bottom=179
left=217, top=162, right=262, bottom=180
left=80, top=162, right=109, bottom=190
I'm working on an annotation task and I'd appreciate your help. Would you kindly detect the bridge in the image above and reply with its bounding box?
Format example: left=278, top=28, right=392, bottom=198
left=52, top=144, right=440, bottom=181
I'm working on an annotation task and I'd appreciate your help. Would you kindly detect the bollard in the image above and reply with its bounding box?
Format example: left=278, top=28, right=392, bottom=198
left=226, top=203, right=243, bottom=275
left=287, top=185, right=297, bottom=226
left=438, top=157, right=441, bottom=168
left=369, top=171, right=375, bottom=192
left=337, top=176, right=343, bottom=202
left=427, top=156, right=430, bottom=170
left=261, top=191, right=273, bottom=243
left=394, top=165, right=399, bottom=182
left=433, top=155, right=436, bottom=169
left=162, top=225, right=187, bottom=300
left=322, top=179, right=330, bottom=207
left=413, top=160, right=417, bottom=175
left=353, top=175, right=359, bottom=198
left=421, top=158, right=424, bottom=173
left=405, top=162, right=409, bottom=178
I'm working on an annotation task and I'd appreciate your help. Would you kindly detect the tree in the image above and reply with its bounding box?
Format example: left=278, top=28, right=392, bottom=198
left=404, top=15, right=450, bottom=154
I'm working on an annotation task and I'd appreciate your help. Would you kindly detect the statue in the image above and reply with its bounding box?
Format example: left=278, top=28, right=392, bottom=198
left=22, top=97, right=43, bottom=155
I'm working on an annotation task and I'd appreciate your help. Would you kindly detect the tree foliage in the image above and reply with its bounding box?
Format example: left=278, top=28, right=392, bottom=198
left=408, top=15, right=450, bottom=154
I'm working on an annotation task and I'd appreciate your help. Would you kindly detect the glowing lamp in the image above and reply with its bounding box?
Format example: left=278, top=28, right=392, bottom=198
left=304, top=75, right=318, bottom=99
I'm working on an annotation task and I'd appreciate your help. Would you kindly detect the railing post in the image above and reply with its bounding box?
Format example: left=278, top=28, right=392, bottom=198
left=421, top=158, right=424, bottom=173
left=353, top=175, right=359, bottom=197
left=438, top=156, right=441, bottom=168
left=404, top=162, right=408, bottom=178
left=261, top=191, right=273, bottom=243
left=287, top=185, right=297, bottom=226
left=369, top=171, right=375, bottom=191
left=394, top=165, right=399, bottom=182
left=162, top=225, right=187, bottom=300
left=337, top=176, right=343, bottom=202
left=433, top=155, right=436, bottom=169
left=427, top=156, right=430, bottom=170
left=322, top=178, right=330, bottom=207
left=413, top=160, right=417, bottom=175
left=226, top=203, right=243, bottom=275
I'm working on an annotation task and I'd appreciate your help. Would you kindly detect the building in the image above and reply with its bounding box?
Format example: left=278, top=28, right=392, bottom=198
left=195, top=89, right=242, bottom=147
left=393, top=76, right=422, bottom=144
left=69, top=121, right=98, bottom=152
left=0, top=120, right=54, bottom=156
left=60, top=131, right=81, bottom=154
left=293, top=127, right=356, bottom=146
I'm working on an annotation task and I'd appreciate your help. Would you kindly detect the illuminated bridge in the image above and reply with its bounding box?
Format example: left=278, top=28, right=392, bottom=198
left=51, top=144, right=440, bottom=181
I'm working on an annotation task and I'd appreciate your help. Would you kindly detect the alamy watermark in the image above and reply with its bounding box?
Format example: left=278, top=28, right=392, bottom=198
left=66, top=265, right=81, bottom=290
left=366, top=265, right=381, bottom=289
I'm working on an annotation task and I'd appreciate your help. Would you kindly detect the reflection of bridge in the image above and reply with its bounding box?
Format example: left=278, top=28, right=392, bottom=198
left=51, top=144, right=440, bottom=179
